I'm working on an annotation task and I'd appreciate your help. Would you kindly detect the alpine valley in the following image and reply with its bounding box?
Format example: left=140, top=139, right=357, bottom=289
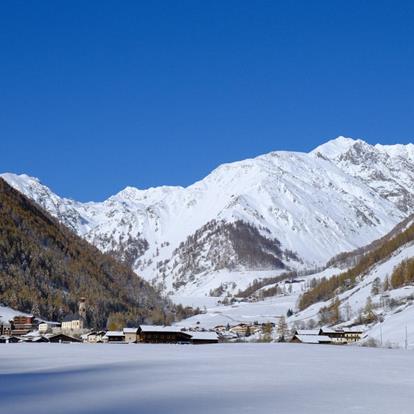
left=3, top=136, right=414, bottom=299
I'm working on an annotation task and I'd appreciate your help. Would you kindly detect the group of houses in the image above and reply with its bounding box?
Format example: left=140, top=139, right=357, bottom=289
left=1, top=297, right=363, bottom=346
left=0, top=316, right=219, bottom=345
left=85, top=326, right=219, bottom=345
left=214, top=322, right=275, bottom=339
left=290, top=328, right=364, bottom=345
left=212, top=322, right=364, bottom=345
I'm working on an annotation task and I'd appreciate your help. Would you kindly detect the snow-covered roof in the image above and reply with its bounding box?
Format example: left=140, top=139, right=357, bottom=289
left=30, top=336, right=47, bottom=342
left=320, top=328, right=337, bottom=334
left=123, top=328, right=138, bottom=334
left=342, top=328, right=364, bottom=334
left=85, top=330, right=106, bottom=336
left=139, top=325, right=183, bottom=333
left=296, top=335, right=331, bottom=344
left=104, top=331, right=125, bottom=337
left=295, top=329, right=320, bottom=336
left=190, top=331, right=219, bottom=341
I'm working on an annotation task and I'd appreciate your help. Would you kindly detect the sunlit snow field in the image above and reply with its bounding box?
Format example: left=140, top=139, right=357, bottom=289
left=1, top=343, right=413, bottom=414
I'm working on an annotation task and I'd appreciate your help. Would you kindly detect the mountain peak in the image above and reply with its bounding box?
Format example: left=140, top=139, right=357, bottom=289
left=310, top=136, right=366, bottom=159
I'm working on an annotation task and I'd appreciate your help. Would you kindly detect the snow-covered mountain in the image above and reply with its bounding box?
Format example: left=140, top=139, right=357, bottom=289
left=3, top=136, right=413, bottom=296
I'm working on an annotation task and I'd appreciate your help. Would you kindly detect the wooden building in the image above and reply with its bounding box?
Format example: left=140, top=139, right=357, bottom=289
left=123, top=328, right=139, bottom=343
left=137, top=325, right=192, bottom=344
left=48, top=333, right=82, bottom=343
left=190, top=331, right=219, bottom=344
left=84, top=331, right=106, bottom=343
left=290, top=334, right=331, bottom=345
left=104, top=331, right=125, bottom=343
left=11, top=315, right=36, bottom=336
left=319, top=328, right=363, bottom=344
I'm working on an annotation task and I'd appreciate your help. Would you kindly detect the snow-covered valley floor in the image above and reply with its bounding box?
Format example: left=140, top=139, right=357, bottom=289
left=1, top=343, right=413, bottom=414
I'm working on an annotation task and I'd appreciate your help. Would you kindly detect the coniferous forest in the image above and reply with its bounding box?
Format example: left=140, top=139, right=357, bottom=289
left=0, top=178, right=173, bottom=328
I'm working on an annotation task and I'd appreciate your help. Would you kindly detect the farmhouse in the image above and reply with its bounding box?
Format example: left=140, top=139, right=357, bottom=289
left=137, top=325, right=192, bottom=344
left=190, top=331, right=219, bottom=344
left=290, top=334, right=332, bottom=345
left=11, top=315, right=36, bottom=336
left=48, top=333, right=82, bottom=343
left=123, top=327, right=139, bottom=343
left=319, top=328, right=363, bottom=344
left=84, top=331, right=106, bottom=343
left=104, top=331, right=125, bottom=343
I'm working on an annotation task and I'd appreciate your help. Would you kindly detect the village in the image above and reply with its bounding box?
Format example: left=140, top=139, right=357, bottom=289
left=0, top=298, right=364, bottom=346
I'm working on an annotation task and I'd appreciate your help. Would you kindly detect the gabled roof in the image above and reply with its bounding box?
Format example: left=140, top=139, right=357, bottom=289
left=342, top=328, right=364, bottom=334
left=123, top=327, right=138, bottom=334
left=139, top=325, right=183, bottom=333
left=295, top=335, right=331, bottom=344
left=295, top=329, right=320, bottom=336
left=190, top=332, right=219, bottom=341
left=319, top=328, right=338, bottom=334
left=104, top=331, right=125, bottom=337
left=86, top=330, right=106, bottom=336
left=47, top=333, right=81, bottom=342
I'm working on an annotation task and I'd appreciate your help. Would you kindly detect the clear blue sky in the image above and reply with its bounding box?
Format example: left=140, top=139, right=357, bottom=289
left=1, top=1, right=414, bottom=201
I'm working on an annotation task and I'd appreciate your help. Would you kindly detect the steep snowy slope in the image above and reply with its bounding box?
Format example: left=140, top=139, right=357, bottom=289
left=312, top=136, right=414, bottom=213
left=289, top=242, right=414, bottom=348
left=2, top=137, right=413, bottom=296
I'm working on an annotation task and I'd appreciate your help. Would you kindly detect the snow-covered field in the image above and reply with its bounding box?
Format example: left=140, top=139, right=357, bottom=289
left=173, top=268, right=341, bottom=329
left=0, top=343, right=413, bottom=414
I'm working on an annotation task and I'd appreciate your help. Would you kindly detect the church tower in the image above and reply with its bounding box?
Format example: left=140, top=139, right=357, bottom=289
left=79, top=297, right=87, bottom=321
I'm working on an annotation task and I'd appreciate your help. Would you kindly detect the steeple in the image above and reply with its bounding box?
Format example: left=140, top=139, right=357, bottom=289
left=79, top=297, right=87, bottom=321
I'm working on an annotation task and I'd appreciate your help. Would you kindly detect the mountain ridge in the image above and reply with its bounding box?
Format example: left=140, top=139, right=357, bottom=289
left=3, top=136, right=413, bottom=296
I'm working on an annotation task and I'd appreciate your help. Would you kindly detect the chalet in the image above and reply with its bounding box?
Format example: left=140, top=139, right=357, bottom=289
left=137, top=325, right=192, bottom=344
left=190, top=331, right=219, bottom=344
left=342, top=328, right=364, bottom=343
left=103, top=331, right=125, bottom=343
left=48, top=333, right=82, bottom=343
left=84, top=331, right=106, bottom=343
left=123, top=328, right=139, bottom=343
left=11, top=315, right=36, bottom=336
left=290, top=334, right=331, bottom=345
left=229, top=324, right=250, bottom=336
left=292, top=329, right=320, bottom=336
left=319, top=328, right=363, bottom=344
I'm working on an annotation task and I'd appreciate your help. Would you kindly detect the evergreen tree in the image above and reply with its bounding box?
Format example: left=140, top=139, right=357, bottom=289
left=371, top=277, right=381, bottom=296
left=277, top=316, right=288, bottom=342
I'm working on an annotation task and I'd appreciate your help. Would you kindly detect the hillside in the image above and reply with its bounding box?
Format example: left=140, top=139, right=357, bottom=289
left=0, top=178, right=170, bottom=328
left=290, top=217, right=414, bottom=347
left=176, top=216, right=414, bottom=348
left=3, top=136, right=414, bottom=297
